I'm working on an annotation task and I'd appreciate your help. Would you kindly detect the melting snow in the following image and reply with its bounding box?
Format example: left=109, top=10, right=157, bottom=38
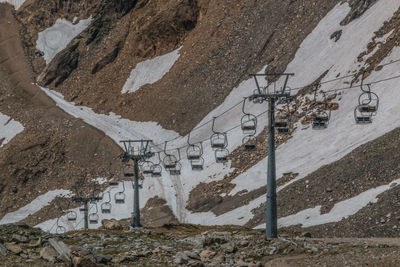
left=36, top=17, right=92, bottom=64
left=29, top=0, right=400, bottom=231
left=0, top=112, right=24, bottom=147
left=0, top=0, right=26, bottom=9
left=121, top=47, right=182, bottom=94
left=0, top=190, right=71, bottom=225
left=254, top=178, right=400, bottom=229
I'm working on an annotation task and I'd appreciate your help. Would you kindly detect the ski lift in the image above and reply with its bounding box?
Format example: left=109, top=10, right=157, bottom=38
left=215, top=148, right=229, bottom=163
left=114, top=182, right=126, bottom=204
left=241, top=98, right=257, bottom=134
left=169, top=149, right=181, bottom=176
left=67, top=211, right=77, bottom=222
left=101, top=191, right=112, bottom=214
left=242, top=135, right=257, bottom=151
left=210, top=117, right=228, bottom=149
left=312, top=86, right=331, bottom=129
left=354, top=80, right=379, bottom=124
left=187, top=132, right=203, bottom=160
left=123, top=164, right=134, bottom=177
left=140, top=160, right=154, bottom=175
left=151, top=152, right=162, bottom=177
left=56, top=217, right=66, bottom=234
left=163, top=141, right=178, bottom=170
left=89, top=203, right=99, bottom=224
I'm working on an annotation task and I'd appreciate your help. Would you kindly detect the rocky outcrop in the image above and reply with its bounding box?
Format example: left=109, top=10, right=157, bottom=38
left=341, top=0, right=378, bottom=25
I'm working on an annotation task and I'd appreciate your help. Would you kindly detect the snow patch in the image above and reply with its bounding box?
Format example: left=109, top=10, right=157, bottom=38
left=93, top=177, right=107, bottom=185
left=0, top=0, right=26, bottom=9
left=0, top=112, right=24, bottom=147
left=276, top=178, right=400, bottom=228
left=0, top=190, right=72, bottom=225
left=36, top=17, right=92, bottom=64
left=121, top=47, right=182, bottom=94
left=36, top=181, right=159, bottom=233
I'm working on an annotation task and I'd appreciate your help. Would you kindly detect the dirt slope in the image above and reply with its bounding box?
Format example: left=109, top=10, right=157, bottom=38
left=0, top=4, right=122, bottom=222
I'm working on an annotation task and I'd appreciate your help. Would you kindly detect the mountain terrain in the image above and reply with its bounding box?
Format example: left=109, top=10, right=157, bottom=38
left=1, top=0, right=400, bottom=261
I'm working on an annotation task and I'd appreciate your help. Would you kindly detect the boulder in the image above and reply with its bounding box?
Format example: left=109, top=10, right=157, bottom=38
left=40, top=246, right=58, bottom=262
left=101, top=219, right=123, bottom=230
left=4, top=243, right=22, bottom=254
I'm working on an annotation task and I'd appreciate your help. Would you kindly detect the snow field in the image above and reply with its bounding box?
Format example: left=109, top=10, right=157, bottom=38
left=0, top=190, right=71, bottom=225
left=36, top=180, right=162, bottom=233
left=11, top=0, right=400, bottom=231
left=122, top=47, right=182, bottom=94
left=254, top=178, right=400, bottom=229
left=0, top=112, right=24, bottom=147
left=36, top=17, right=92, bottom=64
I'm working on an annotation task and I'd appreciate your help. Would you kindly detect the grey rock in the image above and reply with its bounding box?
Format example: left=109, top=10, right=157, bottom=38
left=4, top=243, right=22, bottom=254
left=48, top=238, right=71, bottom=261
left=94, top=254, right=112, bottom=264
left=12, top=234, right=28, bottom=243
left=0, top=243, right=7, bottom=256
left=184, top=250, right=200, bottom=260
left=175, top=252, right=189, bottom=264
left=40, top=246, right=58, bottom=262
left=269, top=246, right=278, bottom=255
left=303, top=232, right=312, bottom=238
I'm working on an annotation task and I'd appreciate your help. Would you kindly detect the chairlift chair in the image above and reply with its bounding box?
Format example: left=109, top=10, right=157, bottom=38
left=187, top=133, right=203, bottom=160
left=151, top=152, right=162, bottom=177
left=89, top=214, right=99, bottom=224
left=56, top=217, right=66, bottom=234
left=123, top=164, right=134, bottom=177
left=242, top=135, right=257, bottom=151
left=89, top=203, right=99, bottom=224
left=275, top=113, right=290, bottom=135
left=354, top=106, right=372, bottom=124
left=67, top=211, right=77, bottom=222
left=169, top=162, right=182, bottom=176
left=101, top=202, right=112, bottom=214
left=311, top=88, right=331, bottom=130
left=354, top=81, right=379, bottom=124
left=312, top=111, right=330, bottom=129
left=241, top=98, right=257, bottom=134
left=163, top=142, right=178, bottom=170
left=215, top=148, right=229, bottom=163
left=56, top=225, right=66, bottom=234
left=141, top=160, right=154, bottom=175
left=169, top=149, right=182, bottom=176
left=358, top=90, right=379, bottom=115
left=101, top=191, right=112, bottom=214
left=210, top=117, right=228, bottom=149
left=114, top=182, right=126, bottom=204
left=190, top=157, right=204, bottom=171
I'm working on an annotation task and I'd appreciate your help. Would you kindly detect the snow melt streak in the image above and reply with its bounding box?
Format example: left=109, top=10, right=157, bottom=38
left=0, top=190, right=71, bottom=225
left=0, top=112, right=24, bottom=147
left=121, top=47, right=182, bottom=93
left=276, top=179, right=400, bottom=228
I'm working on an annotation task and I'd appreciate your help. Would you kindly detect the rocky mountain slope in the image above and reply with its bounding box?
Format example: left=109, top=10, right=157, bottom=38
left=2, top=223, right=400, bottom=266
left=1, top=0, right=400, bottom=242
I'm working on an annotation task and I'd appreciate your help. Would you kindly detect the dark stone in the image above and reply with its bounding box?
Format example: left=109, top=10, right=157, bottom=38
left=94, top=254, right=112, bottom=264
